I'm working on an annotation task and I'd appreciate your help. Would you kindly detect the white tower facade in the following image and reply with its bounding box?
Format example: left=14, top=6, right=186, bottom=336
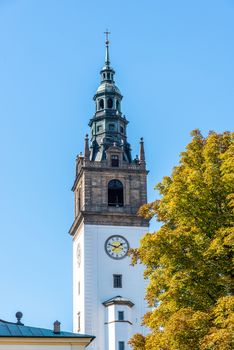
left=69, top=37, right=149, bottom=350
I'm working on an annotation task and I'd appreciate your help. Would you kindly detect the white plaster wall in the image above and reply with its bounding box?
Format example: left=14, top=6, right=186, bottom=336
left=106, top=304, right=135, bottom=350
left=73, top=224, right=149, bottom=350
left=114, top=322, right=132, bottom=350
left=0, top=345, right=85, bottom=350
left=73, top=224, right=85, bottom=333
left=107, top=304, right=115, bottom=322
left=114, top=304, right=132, bottom=324
left=108, top=322, right=116, bottom=350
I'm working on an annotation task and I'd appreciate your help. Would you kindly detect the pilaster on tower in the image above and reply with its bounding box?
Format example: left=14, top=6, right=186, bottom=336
left=84, top=134, right=90, bottom=160
left=139, top=137, right=146, bottom=165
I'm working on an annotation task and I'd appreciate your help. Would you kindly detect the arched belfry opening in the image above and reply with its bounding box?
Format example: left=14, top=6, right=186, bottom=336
left=99, top=99, right=104, bottom=110
left=108, top=179, right=124, bottom=207
left=107, top=98, right=113, bottom=108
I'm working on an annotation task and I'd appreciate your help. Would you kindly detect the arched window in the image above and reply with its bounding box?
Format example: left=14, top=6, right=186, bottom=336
left=116, top=100, right=120, bottom=111
left=99, top=99, right=104, bottom=110
left=108, top=180, right=124, bottom=207
left=111, top=155, right=119, bottom=167
left=107, top=98, right=113, bottom=108
left=109, top=123, right=115, bottom=131
left=78, top=190, right=81, bottom=211
left=76, top=188, right=81, bottom=216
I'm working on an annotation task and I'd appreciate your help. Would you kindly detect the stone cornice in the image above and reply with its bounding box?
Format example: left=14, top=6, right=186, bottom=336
left=69, top=212, right=149, bottom=236
left=0, top=336, right=94, bottom=346
left=72, top=165, right=148, bottom=191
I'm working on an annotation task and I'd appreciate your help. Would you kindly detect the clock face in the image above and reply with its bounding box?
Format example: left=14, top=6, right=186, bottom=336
left=77, top=244, right=81, bottom=267
left=105, top=235, right=129, bottom=259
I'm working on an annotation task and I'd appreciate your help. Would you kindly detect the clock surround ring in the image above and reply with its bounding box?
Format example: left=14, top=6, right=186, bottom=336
left=104, top=235, right=129, bottom=260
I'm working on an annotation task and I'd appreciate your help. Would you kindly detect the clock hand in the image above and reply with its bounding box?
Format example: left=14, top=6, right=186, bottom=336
left=115, top=243, right=123, bottom=248
left=108, top=243, right=120, bottom=248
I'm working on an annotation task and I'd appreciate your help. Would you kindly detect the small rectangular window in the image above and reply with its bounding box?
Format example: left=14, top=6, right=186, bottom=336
left=118, top=311, right=124, bottom=321
left=77, top=312, right=80, bottom=332
left=120, top=126, right=124, bottom=133
left=113, top=274, right=122, bottom=288
left=109, top=124, right=115, bottom=131
left=111, top=155, right=119, bottom=167
left=97, top=125, right=102, bottom=132
left=119, top=341, right=125, bottom=350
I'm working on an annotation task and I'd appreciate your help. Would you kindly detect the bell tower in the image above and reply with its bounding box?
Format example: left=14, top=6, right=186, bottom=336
left=69, top=34, right=149, bottom=350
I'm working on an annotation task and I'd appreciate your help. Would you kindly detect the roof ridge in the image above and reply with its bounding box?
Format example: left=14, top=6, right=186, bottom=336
left=0, top=319, right=16, bottom=325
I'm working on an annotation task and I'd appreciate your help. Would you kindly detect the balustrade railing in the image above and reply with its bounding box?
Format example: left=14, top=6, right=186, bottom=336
left=80, top=204, right=140, bottom=214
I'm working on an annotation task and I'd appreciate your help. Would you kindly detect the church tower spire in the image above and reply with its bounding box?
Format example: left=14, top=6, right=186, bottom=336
left=100, top=30, right=115, bottom=84
left=88, top=33, right=132, bottom=163
left=70, top=35, right=150, bottom=350
left=104, top=29, right=110, bottom=66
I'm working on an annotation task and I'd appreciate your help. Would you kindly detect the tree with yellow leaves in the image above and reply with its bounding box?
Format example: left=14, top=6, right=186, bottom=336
left=129, top=130, right=234, bottom=350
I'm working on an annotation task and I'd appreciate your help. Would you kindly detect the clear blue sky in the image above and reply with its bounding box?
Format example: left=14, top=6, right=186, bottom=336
left=0, top=0, right=233, bottom=332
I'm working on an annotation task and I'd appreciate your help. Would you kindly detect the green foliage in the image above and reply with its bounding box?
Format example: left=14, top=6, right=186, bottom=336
left=130, top=130, right=234, bottom=350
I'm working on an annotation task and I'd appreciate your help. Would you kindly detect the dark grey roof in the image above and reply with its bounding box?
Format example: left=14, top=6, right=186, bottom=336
left=102, top=295, right=134, bottom=307
left=0, top=319, right=94, bottom=339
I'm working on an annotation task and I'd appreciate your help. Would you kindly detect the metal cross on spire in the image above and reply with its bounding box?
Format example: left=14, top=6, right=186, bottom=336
left=104, top=29, right=111, bottom=65
left=104, top=29, right=111, bottom=45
